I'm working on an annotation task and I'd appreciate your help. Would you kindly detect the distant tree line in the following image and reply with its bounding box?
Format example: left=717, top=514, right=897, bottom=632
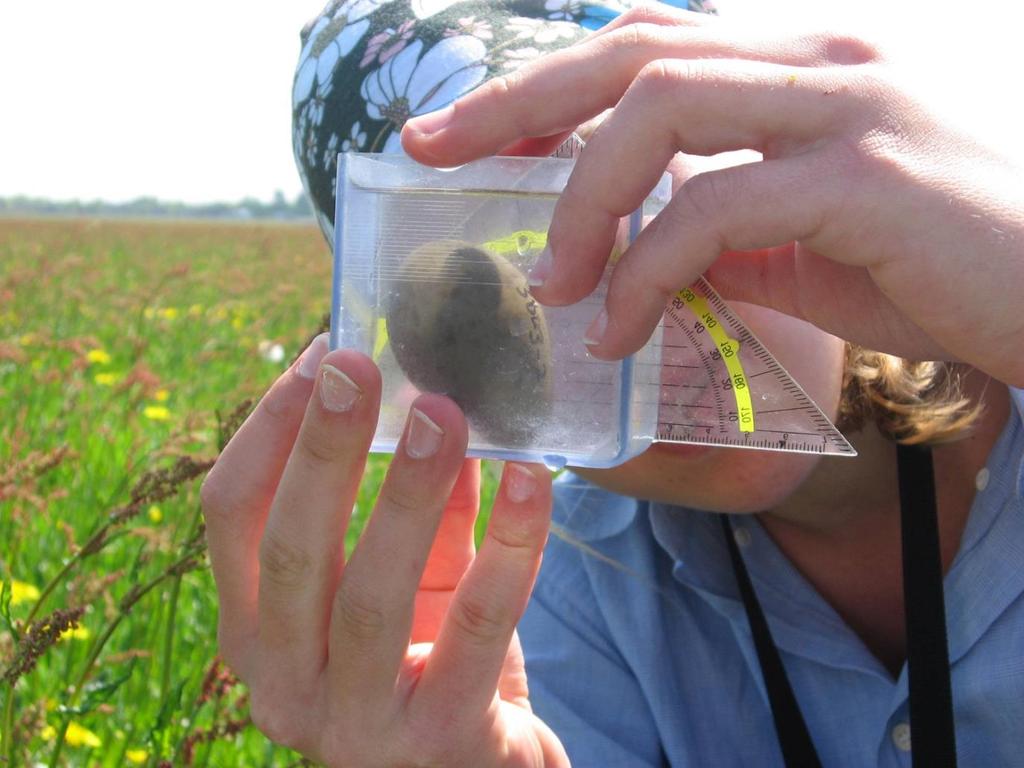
left=0, top=190, right=314, bottom=221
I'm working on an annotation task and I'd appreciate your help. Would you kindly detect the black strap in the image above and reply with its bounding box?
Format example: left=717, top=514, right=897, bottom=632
left=722, top=443, right=957, bottom=767
left=721, top=514, right=822, bottom=767
left=897, top=443, right=958, bottom=767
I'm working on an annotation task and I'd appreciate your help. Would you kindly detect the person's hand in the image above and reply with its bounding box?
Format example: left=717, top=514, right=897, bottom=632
left=402, top=6, right=1024, bottom=387
left=200, top=336, right=568, bottom=767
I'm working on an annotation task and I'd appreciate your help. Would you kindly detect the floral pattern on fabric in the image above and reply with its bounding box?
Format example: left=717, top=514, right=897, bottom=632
left=292, top=0, right=716, bottom=243
left=361, top=35, right=488, bottom=152
left=361, top=19, right=417, bottom=67
left=293, top=0, right=389, bottom=107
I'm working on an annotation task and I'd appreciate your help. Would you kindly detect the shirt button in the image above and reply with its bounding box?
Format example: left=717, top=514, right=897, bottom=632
left=891, top=722, right=912, bottom=752
left=733, top=526, right=752, bottom=548
left=975, top=467, right=990, bottom=491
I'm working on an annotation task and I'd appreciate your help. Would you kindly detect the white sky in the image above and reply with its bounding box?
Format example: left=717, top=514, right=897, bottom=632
left=0, top=0, right=1020, bottom=204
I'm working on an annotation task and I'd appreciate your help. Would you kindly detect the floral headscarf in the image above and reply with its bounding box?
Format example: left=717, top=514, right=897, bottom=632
left=292, top=0, right=716, bottom=244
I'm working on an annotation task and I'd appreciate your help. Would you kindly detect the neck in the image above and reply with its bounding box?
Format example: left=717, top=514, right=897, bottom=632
left=758, top=372, right=1009, bottom=676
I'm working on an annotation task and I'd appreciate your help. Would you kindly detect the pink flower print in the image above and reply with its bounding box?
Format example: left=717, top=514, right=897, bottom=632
left=361, top=20, right=416, bottom=68
left=444, top=16, right=494, bottom=40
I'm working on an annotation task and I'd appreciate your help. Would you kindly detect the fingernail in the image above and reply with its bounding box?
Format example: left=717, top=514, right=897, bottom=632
left=319, top=364, right=362, bottom=412
left=406, top=103, right=454, bottom=136
left=583, top=308, right=608, bottom=347
left=297, top=333, right=329, bottom=379
left=406, top=408, right=444, bottom=459
left=505, top=463, right=537, bottom=503
left=528, top=246, right=553, bottom=288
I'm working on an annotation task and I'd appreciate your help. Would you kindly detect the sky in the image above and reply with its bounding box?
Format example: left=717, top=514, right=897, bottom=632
left=0, top=0, right=1020, bottom=205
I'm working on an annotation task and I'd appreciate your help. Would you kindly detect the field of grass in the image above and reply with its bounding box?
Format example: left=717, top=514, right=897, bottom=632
left=0, top=217, right=501, bottom=766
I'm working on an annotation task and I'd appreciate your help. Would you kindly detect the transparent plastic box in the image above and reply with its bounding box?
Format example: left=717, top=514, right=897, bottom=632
left=332, top=152, right=672, bottom=469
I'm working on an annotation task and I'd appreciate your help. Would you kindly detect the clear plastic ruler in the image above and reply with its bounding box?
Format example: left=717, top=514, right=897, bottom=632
left=651, top=278, right=855, bottom=456
left=557, top=134, right=855, bottom=457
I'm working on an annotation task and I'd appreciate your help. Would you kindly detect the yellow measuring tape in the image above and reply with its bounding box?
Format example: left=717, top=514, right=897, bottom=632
left=675, top=287, right=755, bottom=432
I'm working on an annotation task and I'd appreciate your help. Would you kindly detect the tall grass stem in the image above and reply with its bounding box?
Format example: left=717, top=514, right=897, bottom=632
left=48, top=546, right=203, bottom=766
left=159, top=504, right=203, bottom=712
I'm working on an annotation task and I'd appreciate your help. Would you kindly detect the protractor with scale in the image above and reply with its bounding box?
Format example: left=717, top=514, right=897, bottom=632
left=652, top=277, right=856, bottom=457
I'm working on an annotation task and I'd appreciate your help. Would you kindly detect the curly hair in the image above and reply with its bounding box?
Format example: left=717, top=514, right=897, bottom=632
left=835, top=344, right=986, bottom=446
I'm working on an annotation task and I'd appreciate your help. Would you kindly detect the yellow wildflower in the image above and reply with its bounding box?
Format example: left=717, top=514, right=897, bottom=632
left=158, top=307, right=179, bottom=320
left=211, top=306, right=228, bottom=322
left=65, top=721, right=102, bottom=748
left=231, top=315, right=244, bottom=330
left=126, top=748, right=149, bottom=764
left=39, top=722, right=102, bottom=748
left=4, top=579, right=40, bottom=606
left=188, top=303, right=204, bottom=317
left=143, top=406, right=171, bottom=421
left=18, top=333, right=35, bottom=347
left=59, top=625, right=90, bottom=641
left=148, top=505, right=163, bottom=524
left=94, top=372, right=119, bottom=386
left=143, top=307, right=156, bottom=319
left=86, top=349, right=111, bottom=365
left=154, top=388, right=170, bottom=402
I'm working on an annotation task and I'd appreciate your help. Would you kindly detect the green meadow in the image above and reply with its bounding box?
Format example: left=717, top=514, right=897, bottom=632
left=0, top=218, right=501, bottom=766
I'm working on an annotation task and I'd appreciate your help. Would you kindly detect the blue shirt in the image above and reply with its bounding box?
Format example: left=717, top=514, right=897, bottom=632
left=519, top=389, right=1024, bottom=767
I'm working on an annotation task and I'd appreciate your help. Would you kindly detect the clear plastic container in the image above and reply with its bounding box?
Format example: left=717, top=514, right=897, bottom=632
left=331, top=152, right=672, bottom=469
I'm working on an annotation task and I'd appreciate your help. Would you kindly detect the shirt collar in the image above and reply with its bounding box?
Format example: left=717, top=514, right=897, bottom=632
left=649, top=501, right=887, bottom=677
left=1012, top=387, right=1024, bottom=498
left=942, top=385, right=1024, bottom=663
